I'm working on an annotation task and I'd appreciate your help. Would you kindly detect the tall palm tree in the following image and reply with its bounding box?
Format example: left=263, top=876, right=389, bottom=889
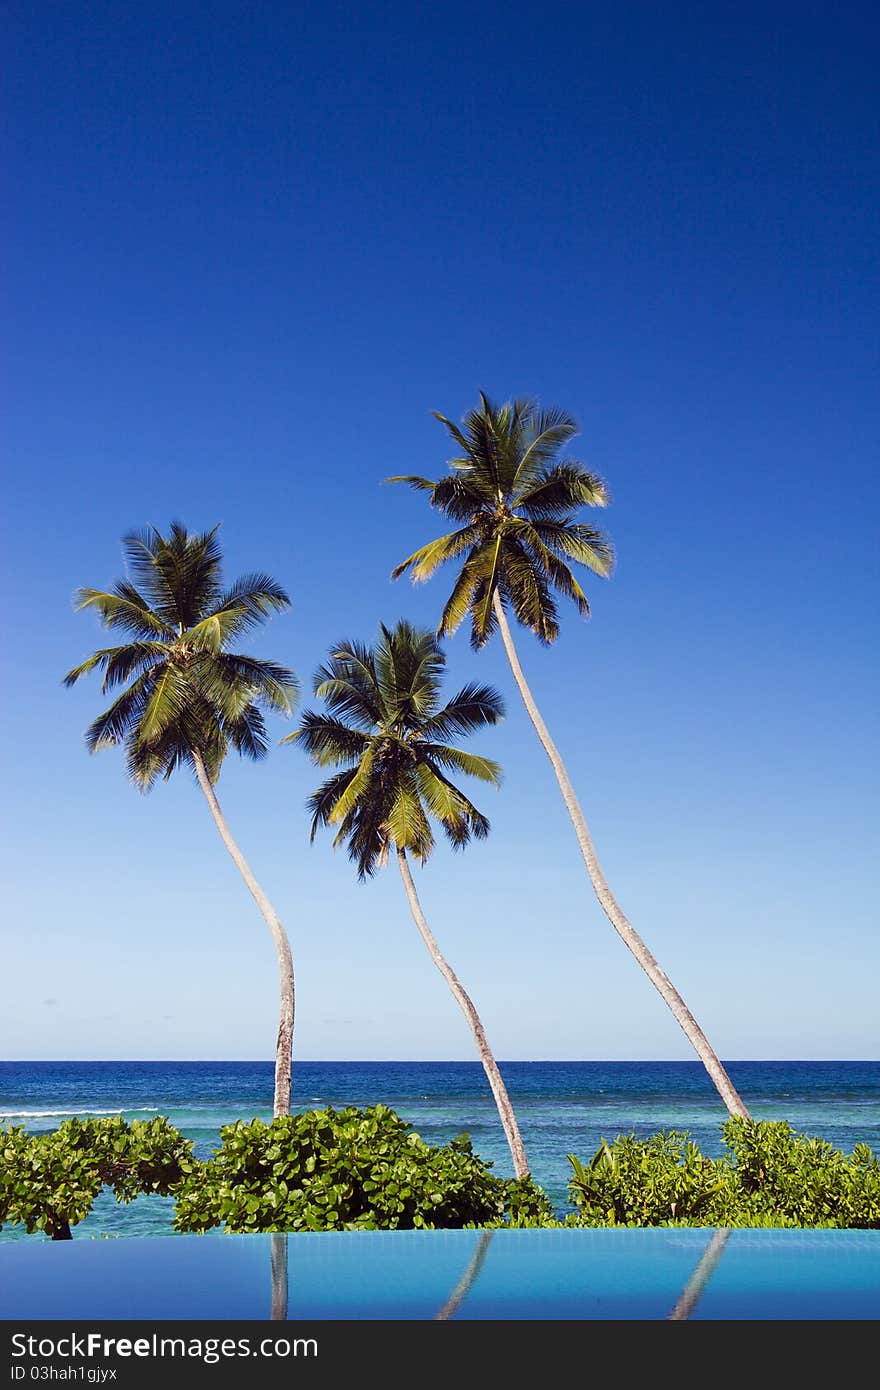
left=389, top=394, right=750, bottom=1119
left=64, top=523, right=298, bottom=1118
left=286, top=621, right=530, bottom=1177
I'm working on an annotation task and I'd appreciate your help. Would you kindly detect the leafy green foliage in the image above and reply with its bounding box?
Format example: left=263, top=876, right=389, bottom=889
left=0, top=1117, right=195, bottom=1239
left=389, top=393, right=614, bottom=648
left=174, top=1104, right=545, bottom=1233
left=64, top=523, right=297, bottom=789
left=567, top=1120, right=880, bottom=1228
left=9, top=1112, right=875, bottom=1240
left=568, top=1133, right=732, bottom=1227
left=288, top=621, right=503, bottom=877
left=723, top=1118, right=880, bottom=1228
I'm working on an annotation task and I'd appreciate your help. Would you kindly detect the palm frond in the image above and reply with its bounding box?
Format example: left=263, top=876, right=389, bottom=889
left=432, top=411, right=473, bottom=456
left=390, top=525, right=483, bottom=583
left=314, top=640, right=382, bottom=725
left=125, top=731, right=178, bottom=791
left=423, top=683, right=505, bottom=738
left=136, top=663, right=192, bottom=745
left=417, top=764, right=491, bottom=848
left=436, top=551, right=483, bottom=640
left=470, top=534, right=504, bottom=645
left=120, top=529, right=173, bottom=615
left=204, top=653, right=298, bottom=714
left=311, top=677, right=381, bottom=729
left=500, top=541, right=560, bottom=644
left=419, top=744, right=503, bottom=785
left=510, top=520, right=591, bottom=616
left=306, top=768, right=356, bottom=841
left=65, top=641, right=169, bottom=693
left=462, top=397, right=503, bottom=498
left=385, top=777, right=434, bottom=863
left=183, top=608, right=254, bottom=654
left=414, top=763, right=471, bottom=823
left=530, top=519, right=615, bottom=576
left=84, top=672, right=157, bottom=753
left=326, top=744, right=379, bottom=826
left=224, top=702, right=270, bottom=761
left=433, top=475, right=491, bottom=518
left=284, top=712, right=371, bottom=765
left=73, top=588, right=174, bottom=639
left=384, top=474, right=437, bottom=491
left=516, top=463, right=609, bottom=517
left=509, top=406, right=579, bottom=496
left=213, top=574, right=291, bottom=636
left=341, top=767, right=400, bottom=878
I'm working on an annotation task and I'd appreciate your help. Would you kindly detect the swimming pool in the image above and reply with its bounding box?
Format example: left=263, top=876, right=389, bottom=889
left=2, top=1228, right=879, bottom=1320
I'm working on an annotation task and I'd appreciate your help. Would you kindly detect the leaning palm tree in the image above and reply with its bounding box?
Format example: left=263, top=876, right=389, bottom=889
left=389, top=395, right=750, bottom=1119
left=64, top=523, right=298, bottom=1117
left=286, top=621, right=530, bottom=1177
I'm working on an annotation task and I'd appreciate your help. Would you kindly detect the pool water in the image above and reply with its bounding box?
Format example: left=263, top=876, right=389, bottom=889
left=2, top=1228, right=879, bottom=1320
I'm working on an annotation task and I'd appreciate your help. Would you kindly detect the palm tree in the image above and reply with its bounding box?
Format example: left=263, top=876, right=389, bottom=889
left=389, top=394, right=750, bottom=1120
left=64, top=523, right=298, bottom=1118
left=286, top=620, right=530, bottom=1177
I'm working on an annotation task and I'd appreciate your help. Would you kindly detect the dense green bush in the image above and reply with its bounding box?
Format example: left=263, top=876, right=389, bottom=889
left=724, top=1118, right=880, bottom=1227
left=567, top=1119, right=880, bottom=1228
left=0, top=1116, right=195, bottom=1239
left=174, top=1104, right=552, bottom=1232
left=568, top=1131, right=730, bottom=1226
left=5, top=1109, right=878, bottom=1239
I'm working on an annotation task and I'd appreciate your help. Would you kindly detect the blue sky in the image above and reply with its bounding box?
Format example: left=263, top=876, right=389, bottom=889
left=3, top=1, right=878, bottom=1062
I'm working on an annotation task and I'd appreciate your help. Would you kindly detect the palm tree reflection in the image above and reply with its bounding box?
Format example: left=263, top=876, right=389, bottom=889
left=270, top=1233, right=289, bottom=1320
left=436, top=1231, right=495, bottom=1320
left=667, top=1229, right=730, bottom=1320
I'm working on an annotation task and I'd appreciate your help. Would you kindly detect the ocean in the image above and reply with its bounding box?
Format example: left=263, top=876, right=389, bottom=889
left=1, top=1060, right=878, bottom=1239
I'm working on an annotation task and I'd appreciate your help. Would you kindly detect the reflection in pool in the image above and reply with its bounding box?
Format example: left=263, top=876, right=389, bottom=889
left=2, top=1229, right=878, bottom=1320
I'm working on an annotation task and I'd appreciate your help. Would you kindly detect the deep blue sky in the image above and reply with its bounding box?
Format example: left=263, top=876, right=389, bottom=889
left=3, top=2, right=878, bottom=1062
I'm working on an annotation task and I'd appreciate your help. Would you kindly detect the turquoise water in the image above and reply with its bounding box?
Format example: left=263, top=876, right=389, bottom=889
left=2, top=1229, right=879, bottom=1319
left=1, top=1060, right=878, bottom=1238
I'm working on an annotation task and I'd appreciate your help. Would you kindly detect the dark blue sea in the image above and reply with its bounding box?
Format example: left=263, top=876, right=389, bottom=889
left=1, top=1060, right=878, bottom=1239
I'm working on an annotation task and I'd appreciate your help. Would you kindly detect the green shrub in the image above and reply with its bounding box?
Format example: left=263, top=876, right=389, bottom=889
left=174, top=1104, right=550, bottom=1233
left=0, top=1116, right=195, bottom=1239
left=8, top=1109, right=875, bottom=1239
left=567, top=1120, right=880, bottom=1228
left=723, top=1118, right=880, bottom=1228
left=568, top=1131, right=732, bottom=1226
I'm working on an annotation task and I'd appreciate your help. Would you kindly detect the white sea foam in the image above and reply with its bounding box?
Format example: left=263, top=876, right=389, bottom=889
left=0, top=1106, right=160, bottom=1119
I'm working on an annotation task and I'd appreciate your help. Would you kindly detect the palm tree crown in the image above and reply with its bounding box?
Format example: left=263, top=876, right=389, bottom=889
left=64, top=522, right=298, bottom=786
left=390, top=392, right=615, bottom=647
left=287, top=621, right=503, bottom=877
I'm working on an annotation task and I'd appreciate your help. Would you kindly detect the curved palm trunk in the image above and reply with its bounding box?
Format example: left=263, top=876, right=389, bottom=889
left=192, top=750, right=295, bottom=1119
left=397, top=848, right=530, bottom=1178
left=491, top=592, right=750, bottom=1120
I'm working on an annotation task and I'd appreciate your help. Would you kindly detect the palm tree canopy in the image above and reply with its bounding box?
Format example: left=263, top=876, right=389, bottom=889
left=287, top=620, right=503, bottom=878
left=64, top=522, right=298, bottom=788
left=389, top=392, right=615, bottom=648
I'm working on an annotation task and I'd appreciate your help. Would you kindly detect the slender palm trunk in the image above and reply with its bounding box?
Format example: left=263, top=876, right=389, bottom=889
left=491, top=592, right=750, bottom=1120
left=397, top=848, right=530, bottom=1178
left=192, top=750, right=295, bottom=1119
